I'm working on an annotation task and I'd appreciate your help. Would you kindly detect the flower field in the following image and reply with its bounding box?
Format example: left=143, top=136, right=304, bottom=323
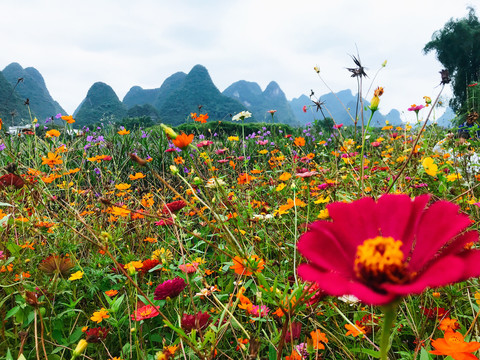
left=2, top=84, right=480, bottom=360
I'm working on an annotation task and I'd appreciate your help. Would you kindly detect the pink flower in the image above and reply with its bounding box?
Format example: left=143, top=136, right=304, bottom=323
left=154, top=277, right=187, bottom=300
left=197, top=140, right=213, bottom=148
left=257, top=140, right=268, bottom=146
left=179, top=262, right=199, bottom=274
left=297, top=194, right=480, bottom=305
left=155, top=217, right=174, bottom=226
left=408, top=104, right=425, bottom=112
left=131, top=305, right=160, bottom=321
left=333, top=124, right=343, bottom=129
left=371, top=141, right=381, bottom=147
left=268, top=110, right=277, bottom=114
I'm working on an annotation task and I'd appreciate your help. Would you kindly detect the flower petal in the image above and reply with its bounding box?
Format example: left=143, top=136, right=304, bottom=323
left=410, top=200, right=471, bottom=270
left=298, top=264, right=397, bottom=305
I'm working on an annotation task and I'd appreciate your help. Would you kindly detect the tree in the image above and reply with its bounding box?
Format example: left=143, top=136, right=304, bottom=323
left=423, top=7, right=480, bottom=113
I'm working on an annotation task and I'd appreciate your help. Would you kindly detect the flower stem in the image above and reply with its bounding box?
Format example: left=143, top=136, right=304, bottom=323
left=360, top=110, right=375, bottom=195
left=379, top=303, right=398, bottom=360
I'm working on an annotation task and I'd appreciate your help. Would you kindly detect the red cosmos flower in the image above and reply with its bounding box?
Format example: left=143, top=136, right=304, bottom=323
left=162, top=200, right=187, bottom=214
left=333, top=124, right=343, bottom=129
left=297, top=194, right=480, bottom=305
left=302, top=105, right=307, bottom=113
left=154, top=277, right=187, bottom=300
left=131, top=305, right=160, bottom=321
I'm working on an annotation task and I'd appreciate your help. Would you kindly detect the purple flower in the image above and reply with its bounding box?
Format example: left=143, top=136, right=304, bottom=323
left=55, top=113, right=62, bottom=119
left=154, top=277, right=187, bottom=300
left=0, top=144, right=6, bottom=151
left=94, top=168, right=101, bottom=175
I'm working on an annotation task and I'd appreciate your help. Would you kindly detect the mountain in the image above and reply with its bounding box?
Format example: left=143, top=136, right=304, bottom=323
left=289, top=90, right=402, bottom=127
left=122, top=72, right=187, bottom=111
left=74, top=82, right=128, bottom=126
left=223, top=80, right=299, bottom=125
left=122, top=86, right=161, bottom=108
left=0, top=70, right=30, bottom=125
left=2, top=62, right=66, bottom=120
left=436, top=107, right=456, bottom=128
left=158, top=65, right=244, bottom=126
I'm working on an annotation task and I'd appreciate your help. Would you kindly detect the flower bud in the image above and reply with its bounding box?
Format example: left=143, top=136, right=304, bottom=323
left=169, top=165, right=179, bottom=175
left=71, top=339, right=88, bottom=359
left=369, top=96, right=380, bottom=112
left=160, top=124, right=178, bottom=140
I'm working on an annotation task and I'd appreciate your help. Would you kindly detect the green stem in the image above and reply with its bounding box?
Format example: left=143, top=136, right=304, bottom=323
left=379, top=303, right=398, bottom=360
left=360, top=110, right=375, bottom=195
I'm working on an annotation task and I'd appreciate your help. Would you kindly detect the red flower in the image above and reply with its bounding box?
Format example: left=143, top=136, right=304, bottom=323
left=333, top=124, right=343, bottom=129
left=162, top=200, right=187, bottom=214
left=131, top=305, right=160, bottom=321
left=181, top=311, right=211, bottom=333
left=154, top=277, right=187, bottom=300
left=302, top=105, right=307, bottom=113
left=0, top=173, right=25, bottom=189
left=140, top=259, right=161, bottom=273
left=85, top=327, right=109, bottom=343
left=297, top=194, right=480, bottom=305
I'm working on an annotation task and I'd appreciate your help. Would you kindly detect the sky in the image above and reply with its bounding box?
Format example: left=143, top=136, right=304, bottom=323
left=0, top=0, right=476, bottom=121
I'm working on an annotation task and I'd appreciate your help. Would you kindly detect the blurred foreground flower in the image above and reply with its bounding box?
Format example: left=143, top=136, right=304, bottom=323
left=297, top=194, right=480, bottom=305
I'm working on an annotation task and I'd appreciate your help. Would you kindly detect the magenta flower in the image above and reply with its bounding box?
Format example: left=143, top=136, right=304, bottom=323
left=297, top=194, right=480, bottom=305
left=181, top=311, right=211, bottom=333
left=408, top=104, right=425, bottom=112
left=154, top=277, right=187, bottom=300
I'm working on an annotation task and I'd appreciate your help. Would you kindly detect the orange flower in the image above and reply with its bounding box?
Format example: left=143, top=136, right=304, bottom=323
left=105, top=290, right=118, bottom=297
left=345, top=323, right=366, bottom=337
left=279, top=172, right=292, bottom=181
left=174, top=156, right=184, bottom=164
left=237, top=173, right=255, bottom=185
left=46, top=129, right=60, bottom=138
left=286, top=350, right=302, bottom=360
left=438, top=318, right=460, bottom=332
left=42, top=152, right=63, bottom=167
left=310, top=329, right=328, bottom=350
left=230, top=255, right=265, bottom=276
left=61, top=115, right=75, bottom=124
left=118, top=128, right=130, bottom=135
left=90, top=308, right=110, bottom=323
left=172, top=132, right=194, bottom=149
left=294, top=137, right=305, bottom=146
left=129, top=172, right=145, bottom=180
left=430, top=331, right=480, bottom=360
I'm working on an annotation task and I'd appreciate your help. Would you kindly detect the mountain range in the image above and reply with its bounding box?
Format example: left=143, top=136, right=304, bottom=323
left=0, top=62, right=456, bottom=128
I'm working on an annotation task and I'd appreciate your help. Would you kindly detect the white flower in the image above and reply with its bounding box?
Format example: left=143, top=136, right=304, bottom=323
left=232, top=111, right=252, bottom=122
left=206, top=177, right=226, bottom=188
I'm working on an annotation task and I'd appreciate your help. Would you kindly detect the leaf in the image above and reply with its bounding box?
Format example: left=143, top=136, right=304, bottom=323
left=0, top=202, right=13, bottom=207
left=420, top=348, right=433, bottom=360
left=111, top=294, right=125, bottom=313
left=5, top=306, right=20, bottom=319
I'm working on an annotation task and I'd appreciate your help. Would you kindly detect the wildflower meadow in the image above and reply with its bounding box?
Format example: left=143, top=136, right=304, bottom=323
left=2, top=67, right=480, bottom=360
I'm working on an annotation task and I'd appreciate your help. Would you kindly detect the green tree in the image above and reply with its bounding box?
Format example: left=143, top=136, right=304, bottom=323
left=423, top=7, right=480, bottom=112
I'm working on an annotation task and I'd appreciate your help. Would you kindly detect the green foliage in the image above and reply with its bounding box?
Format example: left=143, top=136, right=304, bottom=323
left=158, top=65, right=245, bottom=126
left=2, top=63, right=66, bottom=120
left=424, top=7, right=480, bottom=112
left=74, top=82, right=128, bottom=126
left=117, top=116, right=155, bottom=130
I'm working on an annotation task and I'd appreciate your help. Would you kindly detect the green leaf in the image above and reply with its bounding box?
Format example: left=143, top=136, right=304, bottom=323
left=420, top=348, right=433, bottom=360
left=5, top=306, right=20, bottom=319
left=111, top=294, right=125, bottom=313
left=269, top=344, right=277, bottom=360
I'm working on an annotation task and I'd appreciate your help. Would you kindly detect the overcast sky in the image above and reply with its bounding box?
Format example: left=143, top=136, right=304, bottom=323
left=0, top=0, right=476, bottom=121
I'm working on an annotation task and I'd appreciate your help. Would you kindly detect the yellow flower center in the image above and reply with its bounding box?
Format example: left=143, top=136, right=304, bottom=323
left=354, top=236, right=408, bottom=286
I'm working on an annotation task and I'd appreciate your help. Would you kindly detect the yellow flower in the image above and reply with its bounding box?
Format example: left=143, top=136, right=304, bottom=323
left=228, top=136, right=239, bottom=141
left=276, top=183, right=286, bottom=192
left=69, top=271, right=84, bottom=281
left=90, top=308, right=110, bottom=323
left=474, top=291, right=480, bottom=305
left=110, top=206, right=131, bottom=217
left=124, top=261, right=143, bottom=275
left=447, top=173, right=462, bottom=182
left=317, top=209, right=329, bottom=219
left=422, top=157, right=438, bottom=177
